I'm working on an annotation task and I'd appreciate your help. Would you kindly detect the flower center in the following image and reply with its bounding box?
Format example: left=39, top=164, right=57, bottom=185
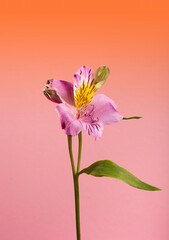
left=74, top=81, right=95, bottom=110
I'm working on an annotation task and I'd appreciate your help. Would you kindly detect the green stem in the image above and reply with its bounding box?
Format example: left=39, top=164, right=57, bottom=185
left=74, top=174, right=81, bottom=240
left=77, top=132, right=82, bottom=173
left=67, top=135, right=75, bottom=176
left=67, top=134, right=82, bottom=240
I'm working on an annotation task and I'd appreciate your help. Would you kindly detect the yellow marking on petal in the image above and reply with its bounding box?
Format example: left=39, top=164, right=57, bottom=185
left=75, top=82, right=95, bottom=110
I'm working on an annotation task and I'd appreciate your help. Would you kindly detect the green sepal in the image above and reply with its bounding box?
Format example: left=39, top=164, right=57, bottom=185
left=79, top=160, right=161, bottom=191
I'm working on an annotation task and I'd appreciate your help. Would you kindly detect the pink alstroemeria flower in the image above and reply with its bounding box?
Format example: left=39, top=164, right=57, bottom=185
left=44, top=66, right=123, bottom=139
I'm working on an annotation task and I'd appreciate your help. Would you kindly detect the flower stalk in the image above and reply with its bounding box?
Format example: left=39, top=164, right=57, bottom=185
left=67, top=132, right=82, bottom=240
left=44, top=65, right=161, bottom=240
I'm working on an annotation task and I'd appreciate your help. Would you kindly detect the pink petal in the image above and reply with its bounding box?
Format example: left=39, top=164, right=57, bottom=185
left=56, top=104, right=83, bottom=136
left=73, top=66, right=94, bottom=91
left=81, top=119, right=104, bottom=140
left=50, top=79, right=75, bottom=106
left=90, top=94, right=123, bottom=125
left=79, top=94, right=122, bottom=139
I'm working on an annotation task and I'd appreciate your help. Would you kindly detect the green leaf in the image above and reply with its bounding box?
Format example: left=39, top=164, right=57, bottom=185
left=123, top=116, right=142, bottom=120
left=79, top=160, right=161, bottom=191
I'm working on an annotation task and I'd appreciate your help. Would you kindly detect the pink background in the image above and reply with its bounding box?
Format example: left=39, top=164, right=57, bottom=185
left=0, top=1, right=169, bottom=239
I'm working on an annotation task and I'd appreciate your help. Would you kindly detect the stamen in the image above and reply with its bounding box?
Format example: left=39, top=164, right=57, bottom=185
left=75, top=81, right=95, bottom=110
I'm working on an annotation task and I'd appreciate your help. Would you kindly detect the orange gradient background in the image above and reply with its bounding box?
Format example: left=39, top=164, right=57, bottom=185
left=0, top=1, right=169, bottom=240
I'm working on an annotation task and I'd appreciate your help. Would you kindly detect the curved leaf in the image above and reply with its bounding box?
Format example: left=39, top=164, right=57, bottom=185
left=79, top=160, right=161, bottom=191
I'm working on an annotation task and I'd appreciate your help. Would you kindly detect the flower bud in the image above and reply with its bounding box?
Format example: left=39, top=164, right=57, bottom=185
left=94, top=66, right=110, bottom=91
left=94, top=65, right=110, bottom=83
left=43, top=79, right=62, bottom=103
